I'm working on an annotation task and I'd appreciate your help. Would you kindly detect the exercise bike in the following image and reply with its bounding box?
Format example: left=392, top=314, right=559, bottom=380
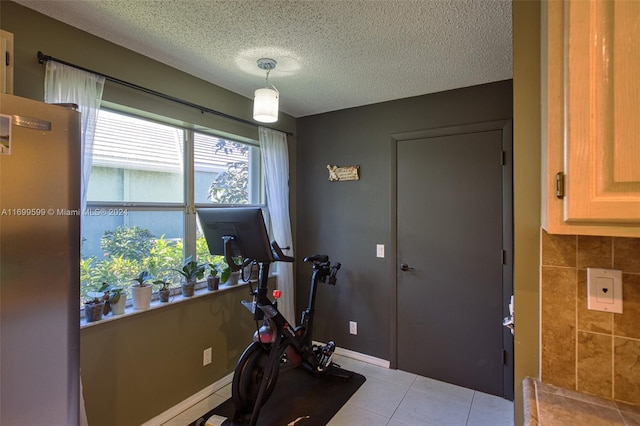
left=196, top=207, right=349, bottom=425
left=229, top=243, right=347, bottom=425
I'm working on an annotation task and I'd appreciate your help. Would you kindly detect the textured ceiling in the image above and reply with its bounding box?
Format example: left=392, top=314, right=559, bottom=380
left=13, top=0, right=512, bottom=118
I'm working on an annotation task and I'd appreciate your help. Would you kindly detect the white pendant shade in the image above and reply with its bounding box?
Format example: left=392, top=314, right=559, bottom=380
left=253, top=87, right=279, bottom=123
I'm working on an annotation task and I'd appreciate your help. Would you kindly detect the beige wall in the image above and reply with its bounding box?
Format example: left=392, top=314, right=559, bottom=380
left=81, top=285, right=257, bottom=425
left=541, top=231, right=640, bottom=404
left=513, top=0, right=542, bottom=424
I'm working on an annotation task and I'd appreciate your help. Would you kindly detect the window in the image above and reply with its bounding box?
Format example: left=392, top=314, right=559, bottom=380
left=80, top=109, right=263, bottom=304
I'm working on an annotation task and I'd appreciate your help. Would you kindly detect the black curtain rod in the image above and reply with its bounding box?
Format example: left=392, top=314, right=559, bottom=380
left=37, top=51, right=292, bottom=136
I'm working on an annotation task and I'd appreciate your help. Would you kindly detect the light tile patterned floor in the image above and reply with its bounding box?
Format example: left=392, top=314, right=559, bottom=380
left=328, top=355, right=513, bottom=426
left=165, top=354, right=514, bottom=426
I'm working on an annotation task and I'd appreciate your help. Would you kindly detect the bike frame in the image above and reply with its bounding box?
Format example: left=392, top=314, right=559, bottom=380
left=234, top=256, right=338, bottom=425
left=251, top=259, right=330, bottom=363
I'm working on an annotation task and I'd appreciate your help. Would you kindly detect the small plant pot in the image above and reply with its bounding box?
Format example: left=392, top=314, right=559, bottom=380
left=131, top=285, right=152, bottom=310
left=110, top=294, right=126, bottom=315
left=207, top=275, right=220, bottom=291
left=159, top=288, right=170, bottom=303
left=84, top=301, right=105, bottom=323
left=181, top=281, right=195, bottom=297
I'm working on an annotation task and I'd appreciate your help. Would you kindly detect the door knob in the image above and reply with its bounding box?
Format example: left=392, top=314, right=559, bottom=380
left=400, top=263, right=414, bottom=271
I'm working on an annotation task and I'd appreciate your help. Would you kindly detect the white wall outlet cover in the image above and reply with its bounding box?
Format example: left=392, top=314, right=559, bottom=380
left=203, top=347, right=212, bottom=366
left=376, top=244, right=384, bottom=258
left=587, top=268, right=622, bottom=314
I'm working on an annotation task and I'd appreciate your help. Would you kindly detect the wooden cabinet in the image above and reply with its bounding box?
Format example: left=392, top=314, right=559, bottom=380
left=542, top=0, right=640, bottom=237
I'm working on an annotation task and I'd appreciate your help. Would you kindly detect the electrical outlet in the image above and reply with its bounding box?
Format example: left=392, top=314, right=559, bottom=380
left=349, top=321, right=358, bottom=335
left=203, top=347, right=212, bottom=366
left=376, top=244, right=384, bottom=258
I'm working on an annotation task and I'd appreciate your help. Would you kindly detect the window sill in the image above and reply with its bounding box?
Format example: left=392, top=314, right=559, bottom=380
left=80, top=280, right=254, bottom=329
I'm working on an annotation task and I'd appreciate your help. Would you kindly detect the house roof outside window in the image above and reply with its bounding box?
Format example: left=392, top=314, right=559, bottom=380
left=92, top=110, right=246, bottom=174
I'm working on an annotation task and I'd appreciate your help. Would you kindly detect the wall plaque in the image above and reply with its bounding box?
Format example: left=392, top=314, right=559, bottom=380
left=327, top=164, right=360, bottom=182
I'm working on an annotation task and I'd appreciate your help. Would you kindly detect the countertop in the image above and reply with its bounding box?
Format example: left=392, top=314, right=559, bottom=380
left=523, top=377, right=640, bottom=425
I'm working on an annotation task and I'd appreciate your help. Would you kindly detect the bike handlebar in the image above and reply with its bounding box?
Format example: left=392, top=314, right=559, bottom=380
left=270, top=240, right=294, bottom=263
left=328, top=262, right=341, bottom=285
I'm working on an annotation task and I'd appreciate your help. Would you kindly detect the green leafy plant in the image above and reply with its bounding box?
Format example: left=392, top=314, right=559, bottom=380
left=219, top=257, right=243, bottom=283
left=81, top=230, right=220, bottom=306
left=153, top=277, right=172, bottom=291
left=98, top=282, right=124, bottom=304
left=101, top=226, right=155, bottom=260
left=132, top=270, right=153, bottom=287
left=206, top=140, right=249, bottom=204
left=220, top=265, right=232, bottom=284
left=172, top=256, right=206, bottom=283
left=207, top=263, right=219, bottom=278
left=207, top=161, right=249, bottom=204
left=146, top=236, right=183, bottom=279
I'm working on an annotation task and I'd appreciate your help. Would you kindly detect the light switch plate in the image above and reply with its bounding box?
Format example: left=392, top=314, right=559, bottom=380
left=587, top=268, right=622, bottom=313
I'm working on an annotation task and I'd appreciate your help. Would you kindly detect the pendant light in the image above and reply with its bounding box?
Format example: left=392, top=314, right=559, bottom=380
left=253, top=58, right=279, bottom=123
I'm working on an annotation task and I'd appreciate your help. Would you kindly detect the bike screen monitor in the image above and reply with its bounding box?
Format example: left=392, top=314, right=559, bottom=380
left=196, top=207, right=274, bottom=263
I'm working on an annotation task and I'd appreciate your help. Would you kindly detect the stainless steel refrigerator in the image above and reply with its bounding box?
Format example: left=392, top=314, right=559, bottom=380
left=1, top=93, right=81, bottom=425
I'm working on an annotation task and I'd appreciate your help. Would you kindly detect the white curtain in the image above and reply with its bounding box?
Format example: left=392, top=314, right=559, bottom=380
left=44, top=61, right=105, bottom=214
left=44, top=61, right=104, bottom=426
left=259, top=127, right=295, bottom=322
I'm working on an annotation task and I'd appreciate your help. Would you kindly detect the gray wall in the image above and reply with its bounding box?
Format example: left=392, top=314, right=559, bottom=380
left=296, top=80, right=513, bottom=361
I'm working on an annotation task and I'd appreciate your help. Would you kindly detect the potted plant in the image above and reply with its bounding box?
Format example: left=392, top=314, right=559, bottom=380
left=131, top=270, right=153, bottom=310
left=153, top=277, right=173, bottom=303
left=84, top=297, right=105, bottom=323
left=98, top=282, right=126, bottom=315
left=173, top=256, right=206, bottom=297
left=220, top=257, right=243, bottom=286
left=206, top=263, right=220, bottom=291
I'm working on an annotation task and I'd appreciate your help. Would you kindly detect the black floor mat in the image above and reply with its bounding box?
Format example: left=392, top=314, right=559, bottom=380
left=191, top=366, right=365, bottom=426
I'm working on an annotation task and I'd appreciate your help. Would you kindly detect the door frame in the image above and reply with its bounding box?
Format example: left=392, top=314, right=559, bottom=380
left=389, top=119, right=513, bottom=399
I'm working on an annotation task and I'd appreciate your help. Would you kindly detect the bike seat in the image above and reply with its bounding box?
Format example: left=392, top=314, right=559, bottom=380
left=304, top=254, right=329, bottom=263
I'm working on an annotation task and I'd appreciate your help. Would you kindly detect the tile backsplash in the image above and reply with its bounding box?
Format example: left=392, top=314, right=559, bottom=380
left=541, top=230, right=640, bottom=404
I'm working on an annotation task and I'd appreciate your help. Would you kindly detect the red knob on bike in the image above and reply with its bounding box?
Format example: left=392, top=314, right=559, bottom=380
left=273, top=290, right=282, bottom=299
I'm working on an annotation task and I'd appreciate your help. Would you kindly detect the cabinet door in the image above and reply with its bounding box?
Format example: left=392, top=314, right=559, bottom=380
left=542, top=0, right=640, bottom=237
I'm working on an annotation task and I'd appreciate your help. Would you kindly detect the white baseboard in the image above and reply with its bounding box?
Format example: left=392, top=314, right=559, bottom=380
left=312, top=340, right=390, bottom=369
left=140, top=372, right=233, bottom=426
left=334, top=346, right=390, bottom=368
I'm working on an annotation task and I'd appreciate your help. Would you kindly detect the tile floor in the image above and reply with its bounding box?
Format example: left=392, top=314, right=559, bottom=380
left=165, top=354, right=514, bottom=426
